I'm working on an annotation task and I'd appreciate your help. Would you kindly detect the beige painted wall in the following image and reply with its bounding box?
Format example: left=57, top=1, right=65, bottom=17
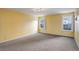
left=0, top=9, right=37, bottom=43
left=45, top=13, right=74, bottom=37
left=75, top=9, right=79, bottom=47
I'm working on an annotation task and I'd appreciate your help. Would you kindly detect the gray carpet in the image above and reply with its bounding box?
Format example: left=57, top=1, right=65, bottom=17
left=0, top=33, right=79, bottom=51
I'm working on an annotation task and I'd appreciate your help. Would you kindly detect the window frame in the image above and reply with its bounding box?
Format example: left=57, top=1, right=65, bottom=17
left=61, top=15, right=73, bottom=32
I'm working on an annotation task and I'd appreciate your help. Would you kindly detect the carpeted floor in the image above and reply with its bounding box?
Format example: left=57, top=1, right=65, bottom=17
left=0, top=33, right=79, bottom=51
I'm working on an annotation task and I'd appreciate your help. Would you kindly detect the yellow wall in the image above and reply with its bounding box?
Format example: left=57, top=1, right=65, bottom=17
left=0, top=9, right=36, bottom=43
left=45, top=13, right=74, bottom=37
left=75, top=9, right=79, bottom=47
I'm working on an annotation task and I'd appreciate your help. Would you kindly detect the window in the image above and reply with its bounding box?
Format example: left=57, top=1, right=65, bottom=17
left=38, top=16, right=45, bottom=32
left=62, top=16, right=73, bottom=31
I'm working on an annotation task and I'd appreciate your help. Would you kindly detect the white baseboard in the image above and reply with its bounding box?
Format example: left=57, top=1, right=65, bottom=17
left=0, top=32, right=37, bottom=44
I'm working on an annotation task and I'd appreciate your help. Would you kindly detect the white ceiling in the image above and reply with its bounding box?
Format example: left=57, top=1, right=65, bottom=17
left=9, top=8, right=75, bottom=16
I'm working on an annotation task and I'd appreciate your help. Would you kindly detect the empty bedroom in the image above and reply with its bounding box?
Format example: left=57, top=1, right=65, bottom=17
left=0, top=8, right=79, bottom=51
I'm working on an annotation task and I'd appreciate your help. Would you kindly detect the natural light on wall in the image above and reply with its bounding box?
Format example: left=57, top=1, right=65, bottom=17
left=32, top=15, right=38, bottom=33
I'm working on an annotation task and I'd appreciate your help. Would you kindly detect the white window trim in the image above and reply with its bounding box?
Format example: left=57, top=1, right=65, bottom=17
left=61, top=15, right=73, bottom=32
left=38, top=16, right=46, bottom=32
